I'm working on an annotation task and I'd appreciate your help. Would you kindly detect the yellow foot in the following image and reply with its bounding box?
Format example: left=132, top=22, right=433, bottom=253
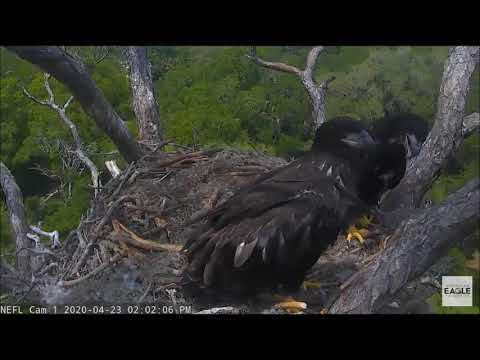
left=301, top=280, right=322, bottom=291
left=346, top=225, right=369, bottom=245
left=274, top=296, right=307, bottom=314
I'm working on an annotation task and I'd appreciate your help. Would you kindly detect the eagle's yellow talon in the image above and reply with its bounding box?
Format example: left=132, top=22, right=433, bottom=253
left=274, top=296, right=307, bottom=314
left=346, top=225, right=368, bottom=245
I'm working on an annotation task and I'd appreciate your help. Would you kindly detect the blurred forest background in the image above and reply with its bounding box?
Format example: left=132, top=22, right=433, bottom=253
left=1, top=46, right=478, bottom=312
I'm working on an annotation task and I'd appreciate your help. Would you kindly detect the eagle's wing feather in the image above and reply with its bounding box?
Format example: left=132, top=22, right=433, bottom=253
left=183, top=153, right=362, bottom=290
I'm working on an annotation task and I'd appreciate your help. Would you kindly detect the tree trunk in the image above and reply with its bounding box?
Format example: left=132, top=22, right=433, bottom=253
left=330, top=178, right=479, bottom=314
left=0, top=162, right=31, bottom=274
left=125, top=47, right=163, bottom=147
left=5, top=46, right=143, bottom=162
left=380, top=46, right=479, bottom=211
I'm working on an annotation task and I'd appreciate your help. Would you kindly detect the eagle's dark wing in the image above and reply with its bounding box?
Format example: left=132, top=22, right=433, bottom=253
left=183, top=152, right=366, bottom=292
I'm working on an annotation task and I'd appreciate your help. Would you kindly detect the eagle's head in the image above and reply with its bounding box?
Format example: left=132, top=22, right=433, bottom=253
left=371, top=112, right=430, bottom=159
left=312, top=116, right=377, bottom=162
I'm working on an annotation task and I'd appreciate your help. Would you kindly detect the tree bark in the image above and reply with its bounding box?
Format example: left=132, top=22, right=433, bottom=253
left=5, top=46, right=143, bottom=162
left=330, top=178, right=479, bottom=314
left=380, top=46, right=479, bottom=211
left=125, top=47, right=163, bottom=148
left=0, top=162, right=31, bottom=274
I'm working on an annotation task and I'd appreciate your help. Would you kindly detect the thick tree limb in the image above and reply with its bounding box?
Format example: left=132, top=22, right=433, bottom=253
left=246, top=46, right=333, bottom=134
left=330, top=178, right=479, bottom=314
left=124, top=47, right=163, bottom=148
left=0, top=162, right=31, bottom=274
left=5, top=46, right=143, bottom=162
left=22, top=73, right=100, bottom=197
left=380, top=46, right=479, bottom=210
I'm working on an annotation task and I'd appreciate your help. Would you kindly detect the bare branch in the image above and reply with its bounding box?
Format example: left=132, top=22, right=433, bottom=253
left=29, top=224, right=61, bottom=249
left=59, top=252, right=124, bottom=287
left=23, top=74, right=100, bottom=197
left=43, top=73, right=55, bottom=104
left=0, top=162, right=31, bottom=274
left=75, top=149, right=100, bottom=197
left=5, top=46, right=143, bottom=162
left=21, top=87, right=48, bottom=106
left=40, top=189, right=60, bottom=205
left=63, top=95, right=74, bottom=110
left=246, top=46, right=333, bottom=133
left=331, top=178, right=479, bottom=314
left=105, top=160, right=122, bottom=178
left=380, top=46, right=480, bottom=210
left=245, top=53, right=302, bottom=76
left=463, top=112, right=479, bottom=138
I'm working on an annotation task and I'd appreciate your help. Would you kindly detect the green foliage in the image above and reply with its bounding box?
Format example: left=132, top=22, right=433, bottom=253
left=40, top=177, right=91, bottom=236
left=325, top=46, right=449, bottom=123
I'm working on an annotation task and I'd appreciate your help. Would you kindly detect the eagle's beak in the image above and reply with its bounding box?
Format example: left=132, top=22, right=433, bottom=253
left=341, top=130, right=377, bottom=149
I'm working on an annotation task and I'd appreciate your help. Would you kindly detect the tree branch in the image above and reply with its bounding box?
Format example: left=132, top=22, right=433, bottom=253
left=5, top=46, right=143, bottom=162
left=21, top=86, right=49, bottom=106
left=105, top=160, right=122, bottom=178
left=74, top=149, right=100, bottom=198
left=246, top=56, right=302, bottom=75
left=43, top=73, right=55, bottom=104
left=63, top=95, right=74, bottom=110
left=0, top=162, right=31, bottom=274
left=246, top=46, right=333, bottom=134
left=29, top=224, right=61, bottom=249
left=380, top=46, right=480, bottom=210
left=330, top=178, right=479, bottom=314
left=22, top=74, right=101, bottom=197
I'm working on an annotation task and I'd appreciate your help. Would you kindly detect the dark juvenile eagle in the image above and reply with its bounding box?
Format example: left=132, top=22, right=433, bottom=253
left=371, top=112, right=429, bottom=160
left=181, top=117, right=399, bottom=299
left=369, top=112, right=430, bottom=193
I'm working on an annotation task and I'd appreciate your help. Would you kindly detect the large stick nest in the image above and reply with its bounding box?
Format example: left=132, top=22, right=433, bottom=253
left=2, top=148, right=454, bottom=313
